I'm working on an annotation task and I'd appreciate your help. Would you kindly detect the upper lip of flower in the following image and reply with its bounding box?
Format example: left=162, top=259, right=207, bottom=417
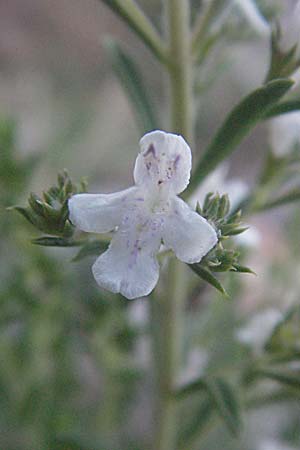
left=68, top=130, right=218, bottom=300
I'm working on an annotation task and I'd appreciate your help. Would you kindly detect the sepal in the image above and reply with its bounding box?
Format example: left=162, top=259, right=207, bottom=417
left=190, top=193, right=253, bottom=294
left=11, top=170, right=86, bottom=241
left=31, top=237, right=80, bottom=247
left=190, top=264, right=228, bottom=296
left=72, top=240, right=109, bottom=262
left=266, top=24, right=300, bottom=81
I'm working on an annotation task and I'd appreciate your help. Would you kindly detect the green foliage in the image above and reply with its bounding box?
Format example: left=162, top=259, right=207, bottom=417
left=72, top=239, right=109, bottom=261
left=266, top=24, right=300, bottom=82
left=205, top=377, right=242, bottom=437
left=241, top=148, right=300, bottom=214
left=263, top=99, right=300, bottom=119
left=177, top=396, right=214, bottom=449
left=265, top=306, right=300, bottom=356
left=191, top=264, right=228, bottom=295
left=192, top=0, right=229, bottom=64
left=186, top=79, right=294, bottom=194
left=0, top=118, right=41, bottom=205
left=176, top=375, right=242, bottom=438
left=101, top=0, right=167, bottom=63
left=258, top=188, right=300, bottom=211
left=11, top=171, right=86, bottom=239
left=2, top=0, right=300, bottom=448
left=256, top=368, right=300, bottom=391
left=105, top=38, right=158, bottom=133
left=189, top=193, right=254, bottom=294
left=31, top=236, right=81, bottom=247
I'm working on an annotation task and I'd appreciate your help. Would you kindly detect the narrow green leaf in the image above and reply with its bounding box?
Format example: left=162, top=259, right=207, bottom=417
left=246, top=388, right=300, bottom=409
left=204, top=194, right=220, bottom=219
left=187, top=79, right=294, bottom=194
left=220, top=224, right=248, bottom=236
left=101, top=0, right=167, bottom=63
left=177, top=396, right=214, bottom=449
left=72, top=240, right=109, bottom=261
left=190, top=264, right=228, bottom=296
left=8, top=206, right=39, bottom=227
left=105, top=39, right=158, bottom=133
left=175, top=378, right=207, bottom=400
left=257, top=188, right=300, bottom=211
left=256, top=369, right=300, bottom=390
left=266, top=24, right=300, bottom=81
left=227, top=210, right=242, bottom=224
left=265, top=305, right=300, bottom=354
left=192, top=0, right=228, bottom=55
left=230, top=264, right=256, bottom=275
left=31, top=237, right=80, bottom=247
left=263, top=99, right=300, bottom=119
left=217, top=194, right=230, bottom=218
left=28, top=193, right=44, bottom=216
left=206, top=378, right=242, bottom=437
left=224, top=226, right=249, bottom=236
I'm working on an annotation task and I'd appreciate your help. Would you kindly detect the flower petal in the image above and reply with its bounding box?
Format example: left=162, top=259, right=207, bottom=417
left=92, top=214, right=162, bottom=299
left=162, top=196, right=218, bottom=264
left=68, top=187, right=137, bottom=233
left=134, top=130, right=192, bottom=194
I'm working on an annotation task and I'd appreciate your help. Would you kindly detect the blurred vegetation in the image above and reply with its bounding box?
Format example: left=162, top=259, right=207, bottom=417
left=2, top=101, right=300, bottom=450
left=1, top=1, right=300, bottom=450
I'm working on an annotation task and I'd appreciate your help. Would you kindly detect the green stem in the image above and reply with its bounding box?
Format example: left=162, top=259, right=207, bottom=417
left=152, top=260, right=189, bottom=450
left=166, top=0, right=193, bottom=143
left=192, top=0, right=228, bottom=57
left=152, top=3, right=193, bottom=450
left=192, top=0, right=215, bottom=53
left=101, top=0, right=169, bottom=64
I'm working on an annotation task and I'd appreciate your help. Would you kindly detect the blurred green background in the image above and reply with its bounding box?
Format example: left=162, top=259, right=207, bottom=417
left=0, top=1, right=300, bottom=449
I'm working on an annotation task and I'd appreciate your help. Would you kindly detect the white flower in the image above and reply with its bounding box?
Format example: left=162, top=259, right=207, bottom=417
left=236, top=308, right=283, bottom=354
left=69, top=130, right=218, bottom=299
left=269, top=112, right=300, bottom=156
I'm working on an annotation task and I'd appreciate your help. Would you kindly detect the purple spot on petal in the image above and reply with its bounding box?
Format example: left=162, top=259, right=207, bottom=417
left=144, top=143, right=156, bottom=158
left=174, top=154, right=181, bottom=168
left=128, top=239, right=143, bottom=269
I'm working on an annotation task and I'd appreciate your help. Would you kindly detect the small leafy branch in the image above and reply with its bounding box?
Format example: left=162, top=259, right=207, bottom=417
left=266, top=22, right=300, bottom=82
left=190, top=193, right=254, bottom=295
left=10, top=171, right=86, bottom=246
